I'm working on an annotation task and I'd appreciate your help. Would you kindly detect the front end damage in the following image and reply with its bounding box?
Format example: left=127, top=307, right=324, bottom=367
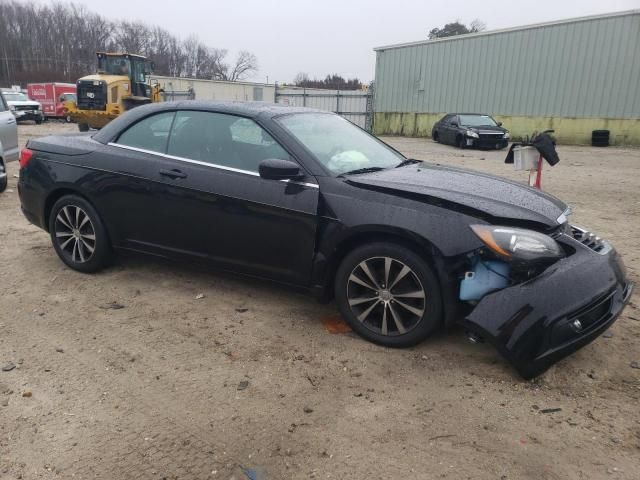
left=457, top=226, right=633, bottom=378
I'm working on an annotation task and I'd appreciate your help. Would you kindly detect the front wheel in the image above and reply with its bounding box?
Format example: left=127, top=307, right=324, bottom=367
left=49, top=195, right=113, bottom=273
left=334, top=242, right=443, bottom=348
left=0, top=175, right=7, bottom=193
left=456, top=135, right=467, bottom=149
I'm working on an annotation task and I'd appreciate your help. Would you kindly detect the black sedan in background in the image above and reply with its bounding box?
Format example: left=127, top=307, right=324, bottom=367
left=432, top=113, right=510, bottom=149
left=17, top=102, right=632, bottom=378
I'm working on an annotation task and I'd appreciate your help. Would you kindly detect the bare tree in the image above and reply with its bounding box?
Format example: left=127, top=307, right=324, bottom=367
left=225, top=51, right=258, bottom=81
left=0, top=0, right=259, bottom=85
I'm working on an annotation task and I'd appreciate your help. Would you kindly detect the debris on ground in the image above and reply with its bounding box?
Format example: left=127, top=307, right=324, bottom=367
left=540, top=407, right=562, bottom=414
left=99, top=302, right=125, bottom=310
left=630, top=361, right=640, bottom=369
left=602, top=331, right=614, bottom=338
left=237, top=380, right=250, bottom=391
left=321, top=315, right=352, bottom=334
left=195, top=293, right=205, bottom=300
left=22, top=391, right=32, bottom=398
left=303, top=406, right=314, bottom=414
left=235, top=308, right=249, bottom=313
left=56, top=348, right=64, bottom=353
left=2, top=362, right=16, bottom=372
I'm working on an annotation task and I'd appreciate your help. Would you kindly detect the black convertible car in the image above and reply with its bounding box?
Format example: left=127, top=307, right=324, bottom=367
left=18, top=102, right=632, bottom=378
left=432, top=113, right=510, bottom=149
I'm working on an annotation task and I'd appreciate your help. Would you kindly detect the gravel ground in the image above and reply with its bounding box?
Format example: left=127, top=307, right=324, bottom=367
left=1, top=122, right=639, bottom=480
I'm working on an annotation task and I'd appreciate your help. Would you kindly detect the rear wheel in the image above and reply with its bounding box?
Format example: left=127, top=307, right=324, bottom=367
left=49, top=195, right=112, bottom=273
left=0, top=174, right=7, bottom=193
left=335, top=242, right=443, bottom=348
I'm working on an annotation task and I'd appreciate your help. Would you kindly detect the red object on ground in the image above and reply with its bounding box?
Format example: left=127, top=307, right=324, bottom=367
left=27, top=83, right=76, bottom=118
left=322, top=315, right=352, bottom=334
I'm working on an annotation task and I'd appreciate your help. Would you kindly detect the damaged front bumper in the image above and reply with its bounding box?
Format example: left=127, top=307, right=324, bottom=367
left=461, top=232, right=633, bottom=379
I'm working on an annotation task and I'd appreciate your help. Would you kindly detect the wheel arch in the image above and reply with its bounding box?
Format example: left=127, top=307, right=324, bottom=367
left=312, top=225, right=465, bottom=328
left=314, top=226, right=443, bottom=299
left=43, top=187, right=103, bottom=235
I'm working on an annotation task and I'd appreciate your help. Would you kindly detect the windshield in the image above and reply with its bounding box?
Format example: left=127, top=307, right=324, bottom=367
left=98, top=56, right=132, bottom=76
left=277, top=113, right=404, bottom=175
left=3, top=92, right=28, bottom=102
left=458, top=115, right=498, bottom=127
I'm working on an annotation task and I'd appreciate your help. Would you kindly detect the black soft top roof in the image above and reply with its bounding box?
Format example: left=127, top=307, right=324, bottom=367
left=93, top=100, right=324, bottom=144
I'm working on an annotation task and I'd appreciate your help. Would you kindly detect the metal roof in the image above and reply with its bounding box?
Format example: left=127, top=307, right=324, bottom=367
left=374, top=9, right=640, bottom=51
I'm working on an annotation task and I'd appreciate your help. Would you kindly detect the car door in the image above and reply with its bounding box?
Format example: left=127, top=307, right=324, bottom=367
left=0, top=92, right=19, bottom=162
left=93, top=110, right=179, bottom=248
left=148, top=110, right=320, bottom=286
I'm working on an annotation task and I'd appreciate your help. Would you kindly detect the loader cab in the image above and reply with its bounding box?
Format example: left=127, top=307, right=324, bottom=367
left=96, top=53, right=152, bottom=98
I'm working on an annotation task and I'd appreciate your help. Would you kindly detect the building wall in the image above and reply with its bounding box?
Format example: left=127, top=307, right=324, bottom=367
left=276, top=87, right=371, bottom=129
left=373, top=11, right=640, bottom=145
left=150, top=76, right=276, bottom=103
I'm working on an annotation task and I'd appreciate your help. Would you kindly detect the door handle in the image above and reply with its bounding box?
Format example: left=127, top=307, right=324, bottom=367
left=159, top=168, right=187, bottom=179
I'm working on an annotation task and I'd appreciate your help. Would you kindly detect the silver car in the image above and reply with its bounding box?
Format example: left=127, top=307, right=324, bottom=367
left=0, top=91, right=19, bottom=192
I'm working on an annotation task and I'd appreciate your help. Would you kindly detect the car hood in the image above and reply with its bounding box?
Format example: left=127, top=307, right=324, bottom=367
left=7, top=100, right=41, bottom=107
left=345, top=163, right=567, bottom=229
left=463, top=124, right=506, bottom=133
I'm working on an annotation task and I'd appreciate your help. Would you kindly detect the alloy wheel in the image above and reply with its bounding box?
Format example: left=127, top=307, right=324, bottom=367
left=54, top=205, right=96, bottom=264
left=347, top=256, right=426, bottom=336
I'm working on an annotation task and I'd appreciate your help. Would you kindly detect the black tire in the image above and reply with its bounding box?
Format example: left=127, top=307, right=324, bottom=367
left=456, top=135, right=466, bottom=149
left=65, top=115, right=72, bottom=123
left=48, top=195, right=113, bottom=273
left=78, top=123, right=89, bottom=132
left=334, top=242, right=443, bottom=348
left=433, top=131, right=439, bottom=143
left=0, top=175, right=7, bottom=193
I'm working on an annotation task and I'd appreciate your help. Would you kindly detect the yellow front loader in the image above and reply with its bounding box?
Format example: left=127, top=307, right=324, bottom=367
left=65, top=52, right=162, bottom=131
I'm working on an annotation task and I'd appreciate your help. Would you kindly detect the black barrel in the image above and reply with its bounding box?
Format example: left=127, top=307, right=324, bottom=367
left=592, top=130, right=610, bottom=147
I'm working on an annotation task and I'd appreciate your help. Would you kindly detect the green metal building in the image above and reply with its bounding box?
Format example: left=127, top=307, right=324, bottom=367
left=373, top=10, right=640, bottom=145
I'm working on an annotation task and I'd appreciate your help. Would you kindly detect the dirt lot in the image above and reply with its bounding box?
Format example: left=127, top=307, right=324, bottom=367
left=1, top=122, right=639, bottom=480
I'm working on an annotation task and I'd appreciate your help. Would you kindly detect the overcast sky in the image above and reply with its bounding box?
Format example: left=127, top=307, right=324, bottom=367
left=33, top=0, right=639, bottom=83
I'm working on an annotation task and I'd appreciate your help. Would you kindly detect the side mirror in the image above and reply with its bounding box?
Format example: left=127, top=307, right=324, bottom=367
left=498, top=122, right=503, bottom=127
left=259, top=159, right=302, bottom=180
left=450, top=122, right=458, bottom=127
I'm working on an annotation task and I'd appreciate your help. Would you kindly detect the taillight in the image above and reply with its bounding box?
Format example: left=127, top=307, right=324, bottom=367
left=19, top=148, right=33, bottom=169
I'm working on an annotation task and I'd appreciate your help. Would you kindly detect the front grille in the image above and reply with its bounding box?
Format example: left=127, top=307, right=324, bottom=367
left=570, top=226, right=608, bottom=254
left=15, top=105, right=36, bottom=111
left=77, top=81, right=107, bottom=110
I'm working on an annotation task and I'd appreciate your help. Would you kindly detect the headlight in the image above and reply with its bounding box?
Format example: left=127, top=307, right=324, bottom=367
left=465, top=130, right=479, bottom=139
left=470, top=225, right=564, bottom=262
left=9, top=105, right=15, bottom=111
left=503, top=132, right=510, bottom=139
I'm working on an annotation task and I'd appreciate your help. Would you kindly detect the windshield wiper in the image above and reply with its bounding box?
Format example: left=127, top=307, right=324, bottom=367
left=395, top=158, right=422, bottom=168
left=338, top=167, right=387, bottom=177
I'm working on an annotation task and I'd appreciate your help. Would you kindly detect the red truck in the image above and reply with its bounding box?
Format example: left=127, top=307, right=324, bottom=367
left=27, top=83, right=76, bottom=121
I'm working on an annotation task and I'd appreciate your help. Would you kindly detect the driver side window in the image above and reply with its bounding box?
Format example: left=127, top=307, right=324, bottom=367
left=167, top=111, right=291, bottom=173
